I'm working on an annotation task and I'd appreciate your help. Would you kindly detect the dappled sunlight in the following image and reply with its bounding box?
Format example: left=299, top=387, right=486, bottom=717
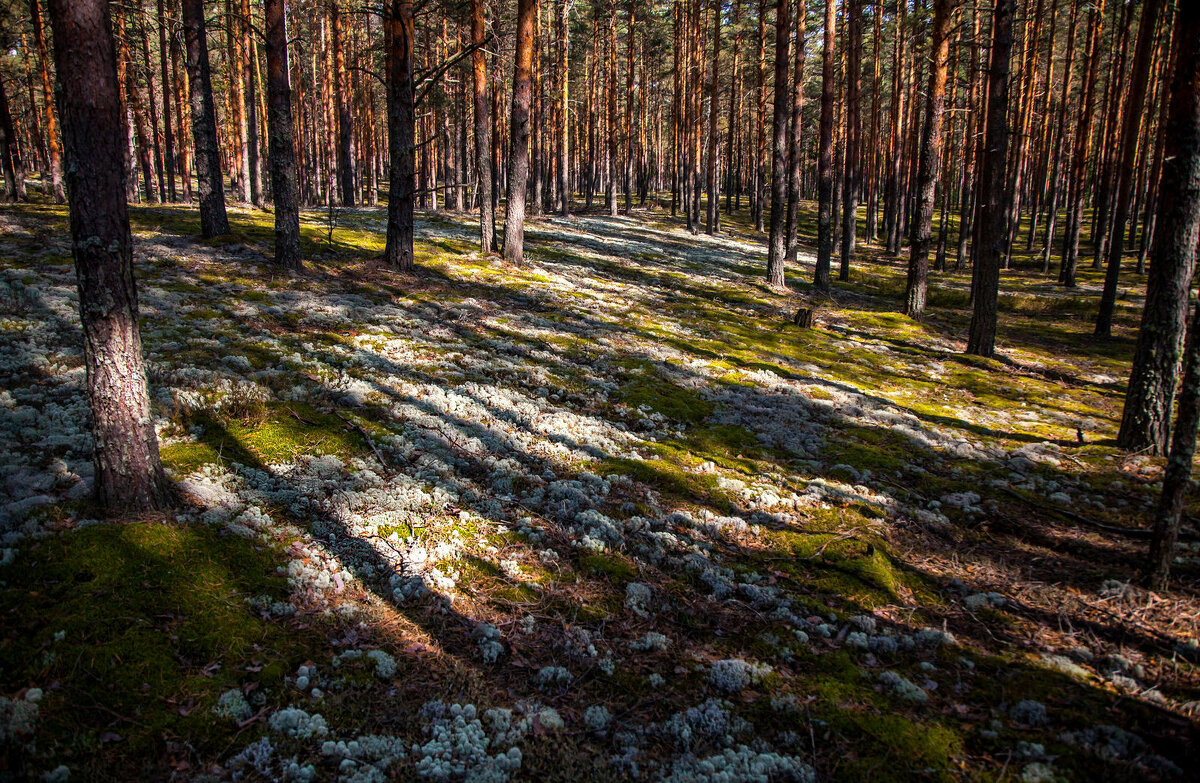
left=1, top=202, right=1197, bottom=779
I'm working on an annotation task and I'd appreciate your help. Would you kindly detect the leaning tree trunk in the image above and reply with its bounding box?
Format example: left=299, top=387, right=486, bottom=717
left=766, top=0, right=791, bottom=287
left=47, top=0, right=168, bottom=514
left=30, top=0, right=65, bottom=203
left=813, top=0, right=837, bottom=290
left=384, top=0, right=415, bottom=270
left=503, top=0, right=535, bottom=262
left=1120, top=0, right=1200, bottom=459
left=966, top=0, right=1014, bottom=358
left=182, top=0, right=230, bottom=237
left=1095, top=0, right=1166, bottom=338
left=903, top=0, right=955, bottom=318
left=264, top=0, right=301, bottom=270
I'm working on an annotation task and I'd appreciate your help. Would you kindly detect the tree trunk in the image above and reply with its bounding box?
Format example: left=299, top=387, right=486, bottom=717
left=558, top=0, right=570, bottom=216
left=1060, top=0, right=1106, bottom=286
left=1119, top=5, right=1199, bottom=457
left=0, top=75, right=25, bottom=201
left=1143, top=0, right=1200, bottom=587
left=385, top=0, right=415, bottom=270
left=473, top=0, right=496, bottom=248
left=903, top=0, right=954, bottom=317
left=503, top=0, right=536, bottom=262
left=122, top=9, right=158, bottom=204
left=264, top=0, right=301, bottom=270
left=813, top=0, right=836, bottom=290
left=30, top=0, right=65, bottom=202
left=47, top=0, right=168, bottom=514
left=241, top=0, right=262, bottom=205
left=966, top=0, right=1014, bottom=358
left=784, top=0, right=807, bottom=261
left=754, top=0, right=767, bottom=231
left=182, top=0, right=229, bottom=237
left=1095, top=0, right=1165, bottom=338
left=839, top=0, right=861, bottom=281
left=766, top=0, right=791, bottom=287
left=705, top=0, right=721, bottom=233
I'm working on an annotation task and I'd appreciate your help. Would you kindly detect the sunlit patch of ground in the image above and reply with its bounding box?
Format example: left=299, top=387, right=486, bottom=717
left=0, top=198, right=1196, bottom=781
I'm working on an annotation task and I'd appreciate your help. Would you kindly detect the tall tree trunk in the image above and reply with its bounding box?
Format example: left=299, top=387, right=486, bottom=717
left=766, top=0, right=791, bottom=286
left=754, top=0, right=767, bottom=231
left=182, top=0, right=230, bottom=237
left=473, top=0, right=496, bottom=248
left=1095, top=0, right=1166, bottom=338
left=1143, top=0, right=1200, bottom=587
left=966, top=0, right=1014, bottom=357
left=626, top=0, right=638, bottom=214
left=136, top=5, right=167, bottom=203
left=122, top=9, right=158, bottom=204
left=558, top=0, right=570, bottom=216
left=813, top=0, right=836, bottom=290
left=839, top=0, right=861, bottom=281
left=385, top=0, right=415, bottom=270
left=0, top=76, right=25, bottom=201
left=1060, top=0, right=1106, bottom=286
left=705, top=0, right=721, bottom=233
left=503, top=0, right=536, bottom=261
left=606, top=12, right=618, bottom=218
left=264, top=0, right=301, bottom=270
left=330, top=0, right=355, bottom=207
left=784, top=0, right=807, bottom=260
left=1119, top=3, right=1198, bottom=456
left=29, top=0, right=65, bottom=202
left=47, top=0, right=168, bottom=514
left=1040, top=0, right=1079, bottom=273
left=903, top=0, right=954, bottom=317
left=155, top=0, right=177, bottom=202
left=241, top=0, right=262, bottom=205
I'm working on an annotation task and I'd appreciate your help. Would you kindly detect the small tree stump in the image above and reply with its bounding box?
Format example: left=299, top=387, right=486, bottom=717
left=792, top=308, right=815, bottom=328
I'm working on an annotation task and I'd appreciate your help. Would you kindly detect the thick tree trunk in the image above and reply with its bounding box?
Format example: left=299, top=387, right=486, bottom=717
left=813, top=0, right=836, bottom=290
left=30, top=0, right=65, bottom=203
left=766, top=0, right=791, bottom=287
left=121, top=11, right=158, bottom=205
left=503, top=0, right=535, bottom=262
left=754, top=0, right=767, bottom=232
left=1095, top=0, right=1165, bottom=338
left=47, top=0, right=168, bottom=514
left=264, top=0, right=301, bottom=270
left=903, top=0, right=954, bottom=317
left=385, top=0, right=415, bottom=270
left=1144, top=0, right=1200, bottom=588
left=182, top=0, right=230, bottom=237
left=966, top=0, right=1014, bottom=358
left=1120, top=1, right=1200, bottom=457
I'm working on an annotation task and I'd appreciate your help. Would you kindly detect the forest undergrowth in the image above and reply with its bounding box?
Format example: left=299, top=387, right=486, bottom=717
left=1, top=200, right=1197, bottom=781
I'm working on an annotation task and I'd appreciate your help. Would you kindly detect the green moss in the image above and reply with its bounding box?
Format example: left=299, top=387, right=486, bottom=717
left=618, top=359, right=714, bottom=423
left=578, top=552, right=638, bottom=581
left=0, top=521, right=311, bottom=771
left=159, top=441, right=224, bottom=474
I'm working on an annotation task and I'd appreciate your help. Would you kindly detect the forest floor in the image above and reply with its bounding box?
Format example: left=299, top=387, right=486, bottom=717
left=1, top=198, right=1198, bottom=782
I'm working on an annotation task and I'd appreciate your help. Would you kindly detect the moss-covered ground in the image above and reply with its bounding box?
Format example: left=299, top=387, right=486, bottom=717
left=0, top=195, right=1196, bottom=781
